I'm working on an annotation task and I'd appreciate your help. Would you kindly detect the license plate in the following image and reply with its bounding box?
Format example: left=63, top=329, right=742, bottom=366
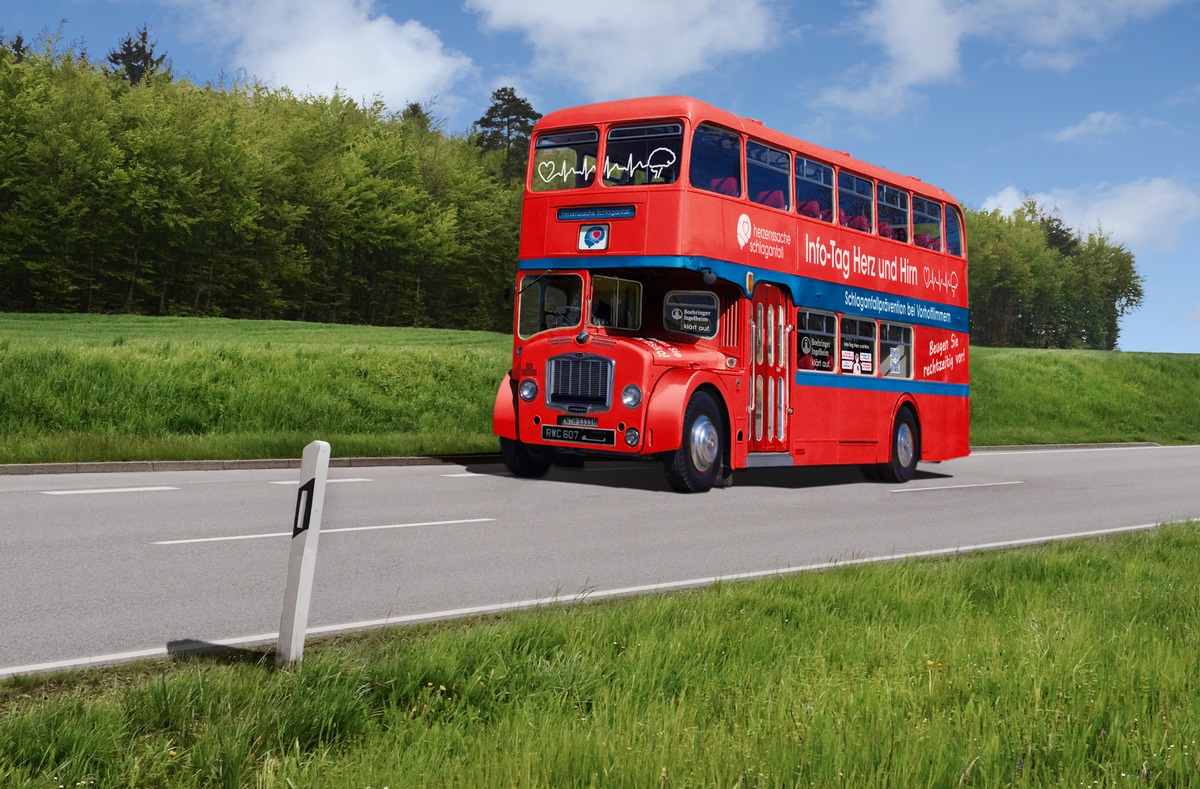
left=541, top=425, right=615, bottom=446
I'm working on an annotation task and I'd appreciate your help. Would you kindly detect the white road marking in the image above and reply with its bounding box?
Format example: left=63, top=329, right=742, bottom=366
left=7, top=521, right=1163, bottom=679
left=442, top=473, right=483, bottom=478
left=890, top=481, right=1024, bottom=493
left=267, top=478, right=373, bottom=485
left=152, top=518, right=496, bottom=545
left=41, top=486, right=179, bottom=496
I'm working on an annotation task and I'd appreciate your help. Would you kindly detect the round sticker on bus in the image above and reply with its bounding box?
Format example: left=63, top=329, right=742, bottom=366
left=736, top=214, right=752, bottom=249
left=579, top=224, right=609, bottom=251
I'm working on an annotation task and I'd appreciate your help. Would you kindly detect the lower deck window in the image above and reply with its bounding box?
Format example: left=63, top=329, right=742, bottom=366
left=517, top=273, right=584, bottom=338
left=797, top=310, right=837, bottom=372
left=880, top=322, right=913, bottom=378
left=591, top=275, right=642, bottom=329
left=840, top=316, right=876, bottom=374
left=664, top=291, right=720, bottom=339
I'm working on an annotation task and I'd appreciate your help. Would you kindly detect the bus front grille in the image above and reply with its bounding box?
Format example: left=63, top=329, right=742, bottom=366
left=547, top=355, right=612, bottom=412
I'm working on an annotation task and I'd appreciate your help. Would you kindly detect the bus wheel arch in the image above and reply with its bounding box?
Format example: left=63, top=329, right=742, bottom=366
left=878, top=403, right=921, bottom=483
left=663, top=385, right=728, bottom=493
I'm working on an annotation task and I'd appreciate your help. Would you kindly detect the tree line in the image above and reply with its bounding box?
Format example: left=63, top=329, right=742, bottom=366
left=965, top=202, right=1143, bottom=350
left=0, top=31, right=537, bottom=331
left=1, top=30, right=1141, bottom=346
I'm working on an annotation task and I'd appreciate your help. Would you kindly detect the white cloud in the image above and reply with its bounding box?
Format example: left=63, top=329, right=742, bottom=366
left=824, top=0, right=1185, bottom=114
left=822, top=0, right=966, bottom=114
left=466, top=0, right=778, bottom=100
left=174, top=0, right=472, bottom=107
left=969, top=0, right=1184, bottom=60
left=1052, top=111, right=1127, bottom=143
left=1166, top=81, right=1200, bottom=106
left=981, top=186, right=1024, bottom=215
left=982, top=178, right=1200, bottom=250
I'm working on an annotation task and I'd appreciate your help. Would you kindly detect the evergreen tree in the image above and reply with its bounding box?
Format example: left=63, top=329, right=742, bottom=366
left=402, top=101, right=433, bottom=132
left=1, top=32, right=29, bottom=63
left=475, top=86, right=540, bottom=182
left=106, top=24, right=168, bottom=86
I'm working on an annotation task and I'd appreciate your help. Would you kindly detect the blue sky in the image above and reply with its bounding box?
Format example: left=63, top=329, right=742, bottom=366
left=6, top=0, right=1200, bottom=352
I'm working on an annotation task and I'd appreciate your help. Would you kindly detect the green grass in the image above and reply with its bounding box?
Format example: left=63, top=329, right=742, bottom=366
left=3, top=524, right=1199, bottom=786
left=0, top=314, right=511, bottom=463
left=970, top=347, right=1200, bottom=446
left=1, top=313, right=1198, bottom=464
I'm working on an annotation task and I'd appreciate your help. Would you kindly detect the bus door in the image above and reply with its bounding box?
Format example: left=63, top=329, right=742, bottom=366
left=749, top=283, right=790, bottom=454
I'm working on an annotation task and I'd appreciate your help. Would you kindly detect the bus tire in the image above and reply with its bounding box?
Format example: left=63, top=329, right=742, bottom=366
left=878, top=407, right=919, bottom=483
left=663, top=391, right=723, bottom=493
left=500, top=436, right=554, bottom=479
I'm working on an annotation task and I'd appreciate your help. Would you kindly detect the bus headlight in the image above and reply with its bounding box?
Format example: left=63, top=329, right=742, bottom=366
left=625, top=428, right=640, bottom=447
left=518, top=378, right=539, bottom=402
left=621, top=384, right=642, bottom=408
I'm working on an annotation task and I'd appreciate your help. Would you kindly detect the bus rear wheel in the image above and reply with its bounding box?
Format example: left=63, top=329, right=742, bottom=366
left=878, top=408, right=919, bottom=483
left=664, top=391, right=723, bottom=493
left=500, top=436, right=554, bottom=479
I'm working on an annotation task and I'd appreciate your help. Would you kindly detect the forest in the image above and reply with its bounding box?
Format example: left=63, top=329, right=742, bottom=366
left=0, top=31, right=1143, bottom=348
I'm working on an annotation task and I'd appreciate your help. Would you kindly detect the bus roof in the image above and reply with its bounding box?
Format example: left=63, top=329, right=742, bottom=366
left=534, top=96, right=960, bottom=207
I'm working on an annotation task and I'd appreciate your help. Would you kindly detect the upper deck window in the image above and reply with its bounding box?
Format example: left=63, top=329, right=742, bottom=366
left=913, top=196, right=943, bottom=250
left=838, top=172, right=874, bottom=233
left=747, top=141, right=790, bottom=210
left=690, top=123, right=742, bottom=197
left=531, top=130, right=598, bottom=192
left=945, top=205, right=965, bottom=257
left=796, top=158, right=834, bottom=222
left=877, top=184, right=910, bottom=243
left=602, top=124, right=683, bottom=187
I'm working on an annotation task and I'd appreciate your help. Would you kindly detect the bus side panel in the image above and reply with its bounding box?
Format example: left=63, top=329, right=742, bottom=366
left=790, top=380, right=840, bottom=466
left=911, top=393, right=970, bottom=462
left=493, top=374, right=518, bottom=440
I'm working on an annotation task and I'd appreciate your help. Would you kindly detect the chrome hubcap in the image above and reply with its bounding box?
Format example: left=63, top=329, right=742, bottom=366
left=896, top=422, right=914, bottom=469
left=689, top=415, right=720, bottom=473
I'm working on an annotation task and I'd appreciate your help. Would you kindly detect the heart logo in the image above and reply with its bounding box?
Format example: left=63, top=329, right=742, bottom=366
left=537, top=161, right=560, bottom=183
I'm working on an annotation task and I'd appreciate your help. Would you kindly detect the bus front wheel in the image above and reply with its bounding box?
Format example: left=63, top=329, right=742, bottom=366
left=500, top=436, right=554, bottom=479
left=664, top=391, right=723, bottom=493
left=878, top=408, right=919, bottom=483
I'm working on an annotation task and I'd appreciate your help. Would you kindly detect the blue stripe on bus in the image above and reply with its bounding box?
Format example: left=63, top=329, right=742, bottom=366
left=795, top=370, right=969, bottom=398
left=518, top=254, right=968, bottom=332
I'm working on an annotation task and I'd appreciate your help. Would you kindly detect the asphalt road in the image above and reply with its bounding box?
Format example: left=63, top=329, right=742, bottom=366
left=3, top=444, right=1198, bottom=677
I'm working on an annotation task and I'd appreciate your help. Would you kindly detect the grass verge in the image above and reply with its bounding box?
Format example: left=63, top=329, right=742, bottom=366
left=3, top=524, right=1199, bottom=787
left=969, top=347, right=1200, bottom=446
left=0, top=314, right=510, bottom=463
left=2, top=313, right=1199, bottom=464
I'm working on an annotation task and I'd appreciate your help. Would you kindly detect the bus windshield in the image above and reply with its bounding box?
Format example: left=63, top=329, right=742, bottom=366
left=516, top=273, right=643, bottom=337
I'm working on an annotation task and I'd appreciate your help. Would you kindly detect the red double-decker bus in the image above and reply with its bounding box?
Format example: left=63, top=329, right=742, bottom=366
left=493, top=96, right=969, bottom=492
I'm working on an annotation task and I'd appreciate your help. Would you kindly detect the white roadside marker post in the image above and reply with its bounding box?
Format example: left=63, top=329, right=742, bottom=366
left=277, top=440, right=331, bottom=668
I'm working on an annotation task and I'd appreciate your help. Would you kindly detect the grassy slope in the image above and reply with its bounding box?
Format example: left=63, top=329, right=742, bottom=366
left=969, top=347, right=1200, bottom=446
left=0, top=314, right=511, bottom=463
left=2, top=313, right=1198, bottom=463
